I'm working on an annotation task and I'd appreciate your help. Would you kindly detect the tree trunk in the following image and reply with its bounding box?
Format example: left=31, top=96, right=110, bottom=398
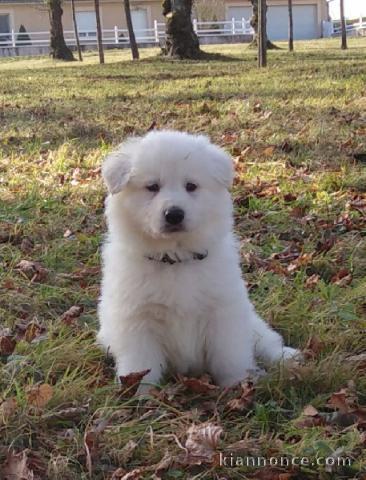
left=71, top=0, right=82, bottom=61
left=288, top=0, right=294, bottom=51
left=340, top=0, right=347, bottom=50
left=162, top=0, right=201, bottom=59
left=258, top=0, right=267, bottom=67
left=249, top=0, right=278, bottom=49
left=49, top=0, right=74, bottom=60
left=124, top=0, right=139, bottom=60
left=94, top=0, right=104, bottom=63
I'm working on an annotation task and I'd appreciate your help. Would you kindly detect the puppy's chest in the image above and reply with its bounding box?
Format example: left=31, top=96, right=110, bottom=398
left=141, top=302, right=209, bottom=374
left=140, top=265, right=216, bottom=315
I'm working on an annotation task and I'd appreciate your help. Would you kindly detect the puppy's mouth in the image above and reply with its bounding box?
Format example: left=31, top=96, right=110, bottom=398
left=162, top=224, right=185, bottom=234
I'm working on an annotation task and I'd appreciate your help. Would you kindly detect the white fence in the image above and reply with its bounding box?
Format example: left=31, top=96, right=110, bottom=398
left=0, top=19, right=253, bottom=49
left=332, top=18, right=366, bottom=36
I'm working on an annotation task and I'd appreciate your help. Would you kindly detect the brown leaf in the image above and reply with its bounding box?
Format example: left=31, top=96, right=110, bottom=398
left=295, top=415, right=326, bottom=428
left=16, top=260, right=48, bottom=283
left=305, top=274, right=320, bottom=289
left=24, top=322, right=45, bottom=343
left=283, top=193, right=297, bottom=202
left=1, top=449, right=46, bottom=480
left=1, top=450, right=33, bottom=480
left=227, top=381, right=255, bottom=411
left=316, top=236, right=337, bottom=254
left=290, top=205, right=307, bottom=218
left=328, top=385, right=358, bottom=414
left=42, top=405, right=89, bottom=423
left=26, top=383, right=53, bottom=408
left=295, top=405, right=326, bottom=428
left=20, top=237, right=34, bottom=253
left=119, top=369, right=151, bottom=396
left=263, top=146, right=276, bottom=157
left=84, top=417, right=109, bottom=477
left=119, top=440, right=138, bottom=465
left=184, top=423, right=223, bottom=463
left=61, top=305, right=83, bottom=325
left=0, top=398, right=18, bottom=424
left=179, top=374, right=219, bottom=394
left=331, top=269, right=352, bottom=287
left=303, top=335, right=324, bottom=359
left=0, top=330, right=16, bottom=356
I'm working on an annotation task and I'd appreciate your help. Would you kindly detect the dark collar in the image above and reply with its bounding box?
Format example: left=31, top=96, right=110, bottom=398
left=145, top=250, right=208, bottom=265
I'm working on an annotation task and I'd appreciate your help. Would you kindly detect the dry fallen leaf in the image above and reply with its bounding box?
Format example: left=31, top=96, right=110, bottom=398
left=84, top=417, right=109, bottom=477
left=184, top=423, right=223, bottom=464
left=26, top=383, right=53, bottom=408
left=0, top=330, right=16, bottom=356
left=303, top=335, right=325, bottom=359
left=1, top=449, right=46, bottom=480
left=1, top=450, right=34, bottom=480
left=0, top=397, right=18, bottom=425
left=20, top=237, right=34, bottom=253
left=331, top=269, right=353, bottom=287
left=178, top=374, right=219, bottom=394
left=119, top=369, right=151, bottom=396
left=16, top=260, right=48, bottom=283
left=227, top=381, right=255, bottom=411
left=263, top=146, right=276, bottom=157
left=61, top=305, right=83, bottom=325
left=119, top=440, right=138, bottom=465
left=24, top=322, right=45, bottom=343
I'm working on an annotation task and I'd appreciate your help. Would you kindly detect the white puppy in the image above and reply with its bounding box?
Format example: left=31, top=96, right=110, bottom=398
left=98, top=130, right=299, bottom=391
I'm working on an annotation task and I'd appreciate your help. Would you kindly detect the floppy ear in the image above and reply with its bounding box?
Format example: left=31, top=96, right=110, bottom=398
left=102, top=138, right=140, bottom=194
left=206, top=143, right=234, bottom=189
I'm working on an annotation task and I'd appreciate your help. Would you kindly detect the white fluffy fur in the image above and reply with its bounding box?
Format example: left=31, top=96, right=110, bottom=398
left=98, top=130, right=299, bottom=392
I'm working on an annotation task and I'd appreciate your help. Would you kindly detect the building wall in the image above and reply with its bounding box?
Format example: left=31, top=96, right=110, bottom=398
left=1, top=0, right=328, bottom=37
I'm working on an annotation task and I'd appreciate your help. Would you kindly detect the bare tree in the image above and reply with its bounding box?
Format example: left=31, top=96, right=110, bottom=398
left=49, top=0, right=74, bottom=60
left=288, top=0, right=294, bottom=51
left=258, top=0, right=267, bottom=67
left=94, top=0, right=104, bottom=63
left=124, top=0, right=139, bottom=60
left=249, top=0, right=278, bottom=49
left=71, top=0, right=82, bottom=61
left=340, top=0, right=347, bottom=50
left=162, top=0, right=200, bottom=59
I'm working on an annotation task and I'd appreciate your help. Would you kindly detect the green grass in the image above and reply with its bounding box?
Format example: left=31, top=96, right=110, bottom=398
left=1, top=38, right=366, bottom=479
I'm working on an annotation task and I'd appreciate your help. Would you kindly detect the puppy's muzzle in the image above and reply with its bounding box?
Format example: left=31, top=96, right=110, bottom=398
left=164, top=206, right=185, bottom=232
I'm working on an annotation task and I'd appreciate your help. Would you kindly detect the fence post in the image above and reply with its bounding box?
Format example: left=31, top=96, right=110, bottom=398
left=193, top=18, right=198, bottom=33
left=241, top=17, right=245, bottom=34
left=11, top=29, right=16, bottom=47
left=154, top=19, right=159, bottom=43
left=231, top=17, right=235, bottom=35
left=114, top=25, right=119, bottom=44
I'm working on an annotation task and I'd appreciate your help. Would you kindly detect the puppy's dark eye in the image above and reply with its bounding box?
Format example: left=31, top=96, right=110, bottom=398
left=146, top=183, right=160, bottom=193
left=186, top=182, right=197, bottom=192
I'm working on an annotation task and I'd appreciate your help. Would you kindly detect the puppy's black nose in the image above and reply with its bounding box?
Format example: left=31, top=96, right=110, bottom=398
left=164, top=207, right=185, bottom=225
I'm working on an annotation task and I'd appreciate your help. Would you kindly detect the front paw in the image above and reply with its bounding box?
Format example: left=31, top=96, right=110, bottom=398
left=281, top=347, right=303, bottom=362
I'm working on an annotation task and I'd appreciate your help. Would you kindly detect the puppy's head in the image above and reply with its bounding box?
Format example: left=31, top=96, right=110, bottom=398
left=102, top=130, right=234, bottom=243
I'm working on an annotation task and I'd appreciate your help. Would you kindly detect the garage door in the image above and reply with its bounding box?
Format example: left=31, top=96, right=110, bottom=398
left=267, top=5, right=318, bottom=40
left=131, top=9, right=148, bottom=39
left=76, top=11, right=97, bottom=38
left=227, top=6, right=252, bottom=22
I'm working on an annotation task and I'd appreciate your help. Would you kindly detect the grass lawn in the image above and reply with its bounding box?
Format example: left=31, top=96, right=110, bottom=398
left=0, top=38, right=366, bottom=479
